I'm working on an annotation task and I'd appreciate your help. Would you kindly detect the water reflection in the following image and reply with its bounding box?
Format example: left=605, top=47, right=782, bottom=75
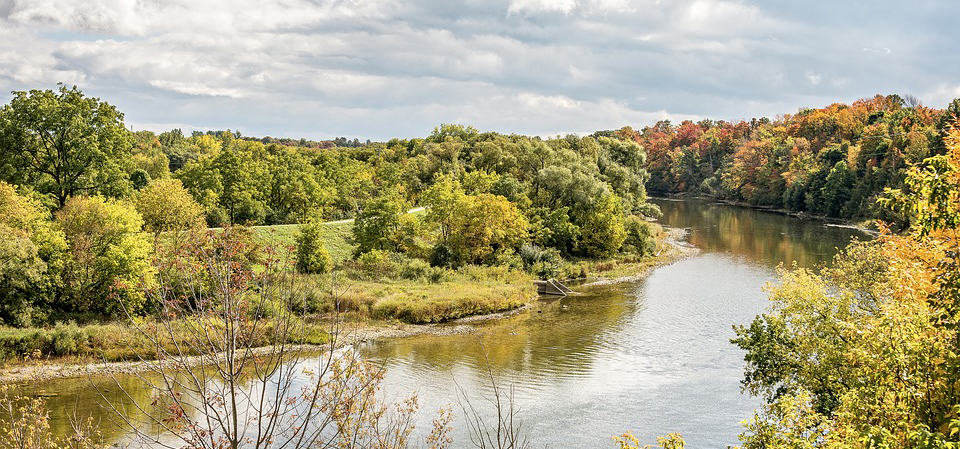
left=10, top=200, right=868, bottom=447
left=358, top=200, right=868, bottom=447
left=653, top=198, right=865, bottom=268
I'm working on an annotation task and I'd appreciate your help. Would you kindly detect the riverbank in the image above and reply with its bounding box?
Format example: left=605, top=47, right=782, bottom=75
left=0, top=225, right=694, bottom=384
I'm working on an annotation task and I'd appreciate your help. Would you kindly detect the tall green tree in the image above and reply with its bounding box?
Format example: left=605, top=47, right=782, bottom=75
left=56, top=196, right=153, bottom=316
left=0, top=85, right=133, bottom=209
left=0, top=182, right=66, bottom=326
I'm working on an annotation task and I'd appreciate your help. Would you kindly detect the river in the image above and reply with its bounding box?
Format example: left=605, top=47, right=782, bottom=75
left=12, top=198, right=868, bottom=447
left=356, top=198, right=868, bottom=447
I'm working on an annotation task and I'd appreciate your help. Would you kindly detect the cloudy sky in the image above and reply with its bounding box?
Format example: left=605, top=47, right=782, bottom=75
left=1, top=0, right=957, bottom=141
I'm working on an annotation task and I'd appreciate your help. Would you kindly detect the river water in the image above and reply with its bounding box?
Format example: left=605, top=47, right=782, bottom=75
left=356, top=198, right=868, bottom=447
left=14, top=198, right=868, bottom=447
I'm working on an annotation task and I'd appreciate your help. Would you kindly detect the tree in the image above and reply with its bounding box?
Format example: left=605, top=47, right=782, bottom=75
left=0, top=182, right=66, bottom=326
left=0, top=85, right=133, bottom=209
left=353, top=191, right=409, bottom=255
left=447, top=193, right=528, bottom=265
left=295, top=221, right=333, bottom=274
left=734, top=124, right=960, bottom=447
left=56, top=196, right=153, bottom=316
left=578, top=192, right=626, bottom=258
left=134, top=178, right=204, bottom=245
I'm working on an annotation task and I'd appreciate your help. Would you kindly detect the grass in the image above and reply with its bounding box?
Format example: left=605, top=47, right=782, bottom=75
left=0, top=318, right=330, bottom=366
left=299, top=264, right=537, bottom=324
left=252, top=220, right=355, bottom=264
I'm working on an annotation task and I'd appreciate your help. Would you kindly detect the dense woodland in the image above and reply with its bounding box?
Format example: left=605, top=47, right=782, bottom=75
left=0, top=85, right=657, bottom=327
left=626, top=94, right=960, bottom=223
left=2, top=85, right=960, bottom=446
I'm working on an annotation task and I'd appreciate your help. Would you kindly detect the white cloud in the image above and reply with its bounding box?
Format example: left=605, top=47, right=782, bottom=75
left=0, top=0, right=956, bottom=140
left=508, top=0, right=578, bottom=14
left=149, top=80, right=245, bottom=98
left=518, top=93, right=581, bottom=110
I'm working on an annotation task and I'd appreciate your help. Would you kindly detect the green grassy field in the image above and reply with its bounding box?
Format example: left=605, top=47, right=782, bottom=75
left=252, top=220, right=355, bottom=264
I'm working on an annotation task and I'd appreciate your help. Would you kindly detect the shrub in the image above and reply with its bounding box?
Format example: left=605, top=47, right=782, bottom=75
left=399, top=257, right=431, bottom=280
left=295, top=222, right=333, bottom=274
left=519, top=244, right=562, bottom=278
left=356, top=250, right=399, bottom=279
left=623, top=216, right=659, bottom=256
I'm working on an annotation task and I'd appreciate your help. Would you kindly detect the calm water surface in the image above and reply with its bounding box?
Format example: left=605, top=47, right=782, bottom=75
left=17, top=199, right=867, bottom=447
left=358, top=198, right=868, bottom=447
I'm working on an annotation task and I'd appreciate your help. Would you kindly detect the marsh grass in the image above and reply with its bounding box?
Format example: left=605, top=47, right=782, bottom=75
left=0, top=318, right=329, bottom=365
left=297, top=265, right=535, bottom=324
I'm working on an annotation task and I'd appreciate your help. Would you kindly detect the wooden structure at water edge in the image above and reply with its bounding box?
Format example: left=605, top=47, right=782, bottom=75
left=534, top=279, right=573, bottom=296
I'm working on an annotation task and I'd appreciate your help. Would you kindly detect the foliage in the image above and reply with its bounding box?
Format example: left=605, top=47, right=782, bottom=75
left=612, top=432, right=686, bottom=449
left=0, top=182, right=66, bottom=326
left=0, top=85, right=133, bottom=209
left=578, top=192, right=627, bottom=258
left=133, top=178, right=204, bottom=244
left=0, top=386, right=106, bottom=449
left=635, top=95, right=953, bottom=220
left=352, top=189, right=411, bottom=255
left=56, top=195, right=153, bottom=317
left=733, top=123, right=960, bottom=446
left=623, top=216, right=659, bottom=256
left=295, top=221, right=333, bottom=274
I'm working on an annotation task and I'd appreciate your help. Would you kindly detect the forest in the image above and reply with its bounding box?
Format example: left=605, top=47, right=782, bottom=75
left=1, top=85, right=960, bottom=447
left=629, top=94, right=960, bottom=223
left=0, top=85, right=659, bottom=329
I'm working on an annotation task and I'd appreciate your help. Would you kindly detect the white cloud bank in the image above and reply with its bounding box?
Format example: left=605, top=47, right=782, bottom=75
left=0, top=0, right=956, bottom=140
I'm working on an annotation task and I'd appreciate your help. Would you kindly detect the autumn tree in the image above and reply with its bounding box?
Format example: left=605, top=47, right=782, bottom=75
left=0, top=85, right=133, bottom=209
left=0, top=182, right=66, bottom=326
left=734, top=123, right=960, bottom=446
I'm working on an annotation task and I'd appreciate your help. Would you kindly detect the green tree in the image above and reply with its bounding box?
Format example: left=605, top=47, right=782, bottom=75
left=578, top=192, right=626, bottom=258
left=0, top=85, right=133, bottom=209
left=0, top=182, right=66, bottom=326
left=353, top=190, right=409, bottom=255
left=56, top=196, right=153, bottom=316
left=295, top=222, right=333, bottom=274
left=134, top=178, right=204, bottom=245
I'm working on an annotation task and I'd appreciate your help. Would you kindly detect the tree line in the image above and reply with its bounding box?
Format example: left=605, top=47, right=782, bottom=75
left=0, top=85, right=658, bottom=327
left=626, top=94, right=960, bottom=223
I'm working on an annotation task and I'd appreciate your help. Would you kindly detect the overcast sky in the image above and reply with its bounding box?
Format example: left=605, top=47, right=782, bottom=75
left=1, top=0, right=957, bottom=141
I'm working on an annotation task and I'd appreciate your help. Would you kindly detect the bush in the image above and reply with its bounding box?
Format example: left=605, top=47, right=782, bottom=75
left=519, top=244, right=562, bottom=278
left=399, top=257, right=431, bottom=280
left=623, top=216, right=659, bottom=256
left=356, top=250, right=399, bottom=279
left=295, top=222, right=333, bottom=274
left=0, top=322, right=93, bottom=362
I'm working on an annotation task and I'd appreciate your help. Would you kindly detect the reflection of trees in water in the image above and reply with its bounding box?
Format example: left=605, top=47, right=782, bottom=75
left=364, top=284, right=638, bottom=383
left=656, top=199, right=866, bottom=268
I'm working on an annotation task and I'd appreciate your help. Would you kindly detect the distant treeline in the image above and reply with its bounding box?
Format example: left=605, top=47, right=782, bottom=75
left=620, top=94, right=960, bottom=222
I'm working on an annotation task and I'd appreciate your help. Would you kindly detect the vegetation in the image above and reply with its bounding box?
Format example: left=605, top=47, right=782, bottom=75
left=2, top=84, right=960, bottom=446
left=628, top=95, right=959, bottom=222
left=732, top=124, right=960, bottom=446
left=0, top=86, right=665, bottom=333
